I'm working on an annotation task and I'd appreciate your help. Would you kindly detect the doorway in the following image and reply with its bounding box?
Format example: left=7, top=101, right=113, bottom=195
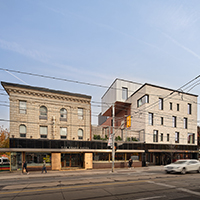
left=61, top=153, right=84, bottom=169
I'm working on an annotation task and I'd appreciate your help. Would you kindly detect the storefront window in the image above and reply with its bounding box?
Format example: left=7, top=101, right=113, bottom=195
left=115, top=153, right=125, bottom=161
left=93, top=153, right=109, bottom=161
left=25, top=153, right=51, bottom=166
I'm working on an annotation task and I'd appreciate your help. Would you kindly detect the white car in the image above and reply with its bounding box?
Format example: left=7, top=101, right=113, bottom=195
left=164, top=159, right=200, bottom=174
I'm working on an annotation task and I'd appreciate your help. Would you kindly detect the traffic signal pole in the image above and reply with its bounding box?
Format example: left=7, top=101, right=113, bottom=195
left=112, top=104, right=115, bottom=172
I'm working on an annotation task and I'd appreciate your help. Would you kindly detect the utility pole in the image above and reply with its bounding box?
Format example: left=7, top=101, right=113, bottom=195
left=112, top=103, right=115, bottom=172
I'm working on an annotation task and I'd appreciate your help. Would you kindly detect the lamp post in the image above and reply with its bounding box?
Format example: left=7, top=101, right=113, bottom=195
left=112, top=104, right=115, bottom=172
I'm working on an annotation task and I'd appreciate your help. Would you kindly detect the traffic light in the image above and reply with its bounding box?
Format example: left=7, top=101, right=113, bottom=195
left=127, top=115, right=131, bottom=128
left=114, top=143, right=117, bottom=152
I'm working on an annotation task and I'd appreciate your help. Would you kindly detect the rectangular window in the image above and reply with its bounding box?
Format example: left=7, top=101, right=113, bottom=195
left=78, top=108, right=83, bottom=120
left=167, top=134, right=169, bottom=142
left=19, top=101, right=27, bottom=114
left=161, top=117, right=164, bottom=125
left=188, top=133, right=195, bottom=144
left=153, top=130, right=158, bottom=142
left=122, top=87, right=128, bottom=100
left=170, top=102, right=172, bottom=110
left=60, top=127, right=67, bottom=139
left=137, top=95, right=149, bottom=107
left=40, top=126, right=47, bottom=138
left=172, top=116, right=177, bottom=127
left=188, top=103, right=192, bottom=114
left=148, top=113, right=153, bottom=125
left=184, top=118, right=188, bottom=129
left=160, top=133, right=163, bottom=141
left=177, top=104, right=179, bottom=111
left=175, top=132, right=179, bottom=143
left=159, top=98, right=163, bottom=110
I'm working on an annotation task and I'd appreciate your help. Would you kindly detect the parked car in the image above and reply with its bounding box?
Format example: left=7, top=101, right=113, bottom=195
left=164, top=159, right=200, bottom=174
left=0, top=157, right=10, bottom=165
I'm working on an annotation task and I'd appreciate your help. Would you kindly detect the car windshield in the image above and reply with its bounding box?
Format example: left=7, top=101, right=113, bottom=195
left=173, top=160, right=187, bottom=164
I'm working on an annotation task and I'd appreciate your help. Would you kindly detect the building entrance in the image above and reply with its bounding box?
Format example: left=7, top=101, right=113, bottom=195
left=61, top=153, right=84, bottom=168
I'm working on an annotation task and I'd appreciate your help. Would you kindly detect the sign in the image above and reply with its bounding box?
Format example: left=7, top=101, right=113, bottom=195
left=108, top=134, right=113, bottom=148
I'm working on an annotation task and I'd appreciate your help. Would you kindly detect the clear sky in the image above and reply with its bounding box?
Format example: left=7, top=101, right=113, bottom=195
left=0, top=0, right=200, bottom=128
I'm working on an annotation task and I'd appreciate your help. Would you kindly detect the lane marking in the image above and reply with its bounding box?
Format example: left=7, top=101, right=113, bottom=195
left=135, top=196, right=166, bottom=200
left=148, top=181, right=200, bottom=197
left=0, top=180, right=147, bottom=195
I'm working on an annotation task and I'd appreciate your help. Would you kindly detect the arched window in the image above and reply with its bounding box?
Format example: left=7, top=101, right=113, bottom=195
left=60, top=127, right=67, bottom=139
left=20, top=125, right=26, bottom=137
left=40, top=106, right=47, bottom=119
left=60, top=108, right=67, bottom=121
left=78, top=129, right=83, bottom=140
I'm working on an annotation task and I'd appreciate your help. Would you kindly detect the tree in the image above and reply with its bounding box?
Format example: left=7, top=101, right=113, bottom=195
left=0, top=126, right=10, bottom=157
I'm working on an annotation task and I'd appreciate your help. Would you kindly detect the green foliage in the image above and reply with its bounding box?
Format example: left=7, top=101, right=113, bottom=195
left=115, top=136, right=122, bottom=141
left=93, top=134, right=108, bottom=141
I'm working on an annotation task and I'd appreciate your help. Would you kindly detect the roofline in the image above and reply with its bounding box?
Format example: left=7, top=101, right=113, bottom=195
left=101, top=78, right=142, bottom=99
left=1, top=81, right=92, bottom=99
left=128, top=83, right=198, bottom=99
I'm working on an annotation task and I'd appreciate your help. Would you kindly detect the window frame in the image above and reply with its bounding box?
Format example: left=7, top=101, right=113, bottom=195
left=122, top=87, right=128, bottom=100
left=39, top=106, right=48, bottom=120
left=172, top=116, right=177, bottom=128
left=19, top=124, right=26, bottom=138
left=184, top=117, right=188, bottom=129
left=188, top=103, right=192, bottom=114
left=78, top=108, right=84, bottom=120
left=60, top=127, right=67, bottom=139
left=19, top=100, right=27, bottom=114
left=78, top=128, right=83, bottom=140
left=159, top=98, right=163, bottom=110
left=148, top=113, right=153, bottom=125
left=137, top=94, right=149, bottom=107
left=60, top=108, right=67, bottom=121
left=175, top=132, right=179, bottom=143
left=40, top=126, right=48, bottom=138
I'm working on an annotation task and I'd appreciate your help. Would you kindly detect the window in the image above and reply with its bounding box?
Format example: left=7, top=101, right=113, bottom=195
left=78, top=108, right=83, bottom=120
left=172, top=116, right=177, bottom=127
left=19, top=101, right=27, bottom=114
left=159, top=98, right=163, bottom=110
left=167, top=134, right=170, bottom=142
left=161, top=117, right=164, bottom=125
left=170, top=102, right=172, bottom=110
left=40, top=106, right=47, bottom=119
left=153, top=130, right=158, bottom=142
left=188, top=133, right=195, bottom=144
left=177, top=104, right=179, bottom=111
left=188, top=103, right=192, bottom=114
left=78, top=129, right=83, bottom=139
left=137, top=95, right=149, bottom=107
left=184, top=118, right=188, bottom=129
left=40, top=126, right=48, bottom=138
left=160, top=133, right=163, bottom=141
left=148, top=113, right=153, bottom=125
left=60, top=127, right=67, bottom=139
left=19, top=124, right=26, bottom=137
left=122, top=87, right=128, bottom=100
left=60, top=108, right=67, bottom=121
left=175, top=132, right=179, bottom=143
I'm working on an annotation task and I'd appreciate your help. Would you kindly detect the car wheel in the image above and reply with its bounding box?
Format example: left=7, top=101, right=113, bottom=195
left=197, top=167, right=200, bottom=173
left=181, top=168, right=186, bottom=175
left=165, top=171, right=170, bottom=174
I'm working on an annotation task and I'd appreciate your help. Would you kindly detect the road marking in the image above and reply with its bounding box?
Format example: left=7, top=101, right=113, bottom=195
left=0, top=180, right=147, bottom=195
left=135, top=196, right=166, bottom=200
left=148, top=181, right=200, bottom=197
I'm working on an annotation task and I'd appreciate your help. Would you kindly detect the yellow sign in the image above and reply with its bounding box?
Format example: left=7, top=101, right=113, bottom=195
left=127, top=115, right=131, bottom=128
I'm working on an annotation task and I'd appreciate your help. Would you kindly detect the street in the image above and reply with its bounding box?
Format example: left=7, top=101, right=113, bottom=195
left=1, top=167, right=200, bottom=199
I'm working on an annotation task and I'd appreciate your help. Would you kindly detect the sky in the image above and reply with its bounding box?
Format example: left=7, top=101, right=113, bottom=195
left=0, top=0, right=200, bottom=129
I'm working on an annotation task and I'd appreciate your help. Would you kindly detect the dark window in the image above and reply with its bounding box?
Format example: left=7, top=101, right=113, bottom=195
left=153, top=130, right=158, bottom=142
left=175, top=132, right=179, bottom=143
left=159, top=98, right=163, bottom=110
left=161, top=117, right=164, bottom=125
left=177, top=104, right=179, bottom=111
left=173, top=116, right=177, bottom=127
left=170, top=102, right=172, bottom=110
left=167, top=134, right=169, bottom=142
left=184, top=118, right=188, bottom=129
left=137, top=95, right=149, bottom=107
left=188, top=103, right=192, bottom=114
left=161, top=133, right=163, bottom=141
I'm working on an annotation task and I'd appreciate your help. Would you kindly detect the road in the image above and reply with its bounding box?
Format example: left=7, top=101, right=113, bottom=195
left=1, top=167, right=200, bottom=200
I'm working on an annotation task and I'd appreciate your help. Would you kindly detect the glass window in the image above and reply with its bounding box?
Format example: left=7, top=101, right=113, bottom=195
left=188, top=103, right=192, bottom=114
left=25, top=153, right=51, bottom=167
left=170, top=102, right=172, bottom=110
left=78, top=129, right=83, bottom=139
left=177, top=104, right=179, bottom=111
left=40, top=126, right=47, bottom=138
left=175, top=132, right=179, bottom=143
left=188, top=133, right=195, bottom=144
left=19, top=124, right=26, bottom=137
left=115, top=153, right=125, bottom=161
left=167, top=134, right=169, bottom=142
left=93, top=153, right=109, bottom=161
left=60, top=127, right=67, bottom=139
left=172, top=116, right=177, bottom=127
left=40, top=106, right=47, bottom=119
left=159, top=98, right=163, bottom=110
left=161, top=117, right=164, bottom=125
left=122, top=87, right=128, bottom=100
left=78, top=108, right=83, bottom=120
left=148, top=113, right=153, bottom=125
left=153, top=130, right=158, bottom=142
left=137, top=95, right=149, bottom=107
left=19, top=101, right=27, bottom=114
left=60, top=108, right=67, bottom=121
left=184, top=118, right=188, bottom=129
left=160, top=133, right=163, bottom=141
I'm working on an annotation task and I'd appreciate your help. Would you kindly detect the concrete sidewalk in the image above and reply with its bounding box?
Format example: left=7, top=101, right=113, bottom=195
left=0, top=166, right=165, bottom=180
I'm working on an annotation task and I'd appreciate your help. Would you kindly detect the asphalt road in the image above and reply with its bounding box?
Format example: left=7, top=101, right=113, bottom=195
left=1, top=168, right=200, bottom=200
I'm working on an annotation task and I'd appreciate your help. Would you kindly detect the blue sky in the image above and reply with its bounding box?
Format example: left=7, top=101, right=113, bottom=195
left=0, top=0, right=200, bottom=128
